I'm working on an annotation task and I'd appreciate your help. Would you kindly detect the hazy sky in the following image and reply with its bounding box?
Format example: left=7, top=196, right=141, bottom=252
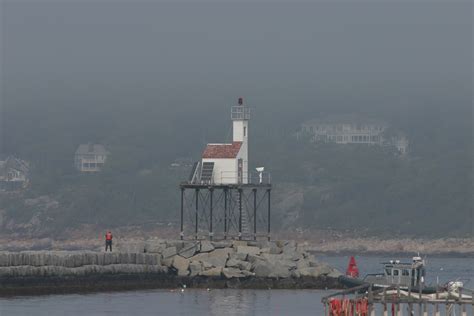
left=3, top=1, right=471, bottom=89
left=1, top=0, right=472, bottom=154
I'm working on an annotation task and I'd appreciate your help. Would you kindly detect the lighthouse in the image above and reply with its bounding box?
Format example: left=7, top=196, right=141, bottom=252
left=181, top=97, right=271, bottom=241
left=198, top=98, right=250, bottom=184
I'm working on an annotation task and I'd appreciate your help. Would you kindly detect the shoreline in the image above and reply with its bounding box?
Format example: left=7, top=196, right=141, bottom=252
left=310, top=251, right=474, bottom=258
left=0, top=274, right=341, bottom=297
left=0, top=229, right=472, bottom=257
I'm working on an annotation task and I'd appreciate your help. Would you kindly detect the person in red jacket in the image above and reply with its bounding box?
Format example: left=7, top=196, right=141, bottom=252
left=105, top=231, right=113, bottom=252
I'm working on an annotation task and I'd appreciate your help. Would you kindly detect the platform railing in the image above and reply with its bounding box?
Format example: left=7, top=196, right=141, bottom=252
left=219, top=171, right=271, bottom=185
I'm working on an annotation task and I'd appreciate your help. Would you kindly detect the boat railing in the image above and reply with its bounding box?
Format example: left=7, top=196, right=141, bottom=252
left=362, top=273, right=384, bottom=281
left=322, top=283, right=474, bottom=314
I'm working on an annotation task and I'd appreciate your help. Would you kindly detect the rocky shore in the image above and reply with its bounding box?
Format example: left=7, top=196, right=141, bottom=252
left=308, top=237, right=474, bottom=256
left=0, top=239, right=341, bottom=296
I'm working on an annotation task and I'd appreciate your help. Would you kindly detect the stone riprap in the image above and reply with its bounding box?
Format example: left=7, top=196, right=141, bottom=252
left=0, top=239, right=341, bottom=295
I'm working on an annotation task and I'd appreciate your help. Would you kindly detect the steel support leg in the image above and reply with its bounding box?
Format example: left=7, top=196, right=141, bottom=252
left=253, top=189, right=257, bottom=241
left=238, top=188, right=242, bottom=240
left=209, top=188, right=214, bottom=241
left=267, top=189, right=271, bottom=241
left=224, top=189, right=228, bottom=240
left=195, top=189, right=199, bottom=240
left=180, top=187, right=184, bottom=240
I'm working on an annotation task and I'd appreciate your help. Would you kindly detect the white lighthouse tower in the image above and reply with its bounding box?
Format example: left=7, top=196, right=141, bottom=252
left=197, top=98, right=250, bottom=184
left=231, top=97, right=249, bottom=183
left=181, top=97, right=272, bottom=241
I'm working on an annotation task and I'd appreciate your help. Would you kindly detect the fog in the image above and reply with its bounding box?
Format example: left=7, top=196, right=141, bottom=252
left=0, top=0, right=472, bottom=236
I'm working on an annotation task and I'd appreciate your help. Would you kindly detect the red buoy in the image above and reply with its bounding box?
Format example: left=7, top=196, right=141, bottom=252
left=346, top=256, right=359, bottom=278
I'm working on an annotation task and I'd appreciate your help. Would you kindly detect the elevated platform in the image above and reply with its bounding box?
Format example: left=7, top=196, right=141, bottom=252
left=180, top=182, right=272, bottom=190
left=179, top=182, right=272, bottom=241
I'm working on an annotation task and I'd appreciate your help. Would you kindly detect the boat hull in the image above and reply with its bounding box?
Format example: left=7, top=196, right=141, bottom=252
left=338, top=276, right=438, bottom=294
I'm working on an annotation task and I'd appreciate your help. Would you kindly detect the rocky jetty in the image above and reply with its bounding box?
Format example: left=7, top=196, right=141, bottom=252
left=0, top=239, right=341, bottom=295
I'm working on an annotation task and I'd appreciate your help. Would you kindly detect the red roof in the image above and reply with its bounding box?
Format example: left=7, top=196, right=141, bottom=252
left=202, top=142, right=242, bottom=159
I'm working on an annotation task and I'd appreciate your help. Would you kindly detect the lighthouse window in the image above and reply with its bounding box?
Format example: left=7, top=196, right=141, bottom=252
left=402, top=269, right=410, bottom=276
left=393, top=269, right=399, bottom=276
left=244, top=127, right=246, bottom=137
left=385, top=269, right=392, bottom=276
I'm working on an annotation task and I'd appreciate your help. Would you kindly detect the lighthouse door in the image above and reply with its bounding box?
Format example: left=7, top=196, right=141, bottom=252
left=237, top=159, right=243, bottom=184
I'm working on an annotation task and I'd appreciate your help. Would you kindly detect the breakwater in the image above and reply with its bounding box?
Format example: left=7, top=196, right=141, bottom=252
left=0, top=239, right=341, bottom=295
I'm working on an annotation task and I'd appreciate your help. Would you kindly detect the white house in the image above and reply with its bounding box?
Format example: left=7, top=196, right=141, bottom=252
left=299, top=116, right=388, bottom=145
left=74, top=144, right=108, bottom=172
left=0, top=156, right=30, bottom=190
left=299, top=116, right=409, bottom=155
left=190, top=98, right=249, bottom=185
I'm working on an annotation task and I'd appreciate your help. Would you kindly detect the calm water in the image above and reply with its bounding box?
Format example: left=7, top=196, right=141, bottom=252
left=0, top=255, right=472, bottom=316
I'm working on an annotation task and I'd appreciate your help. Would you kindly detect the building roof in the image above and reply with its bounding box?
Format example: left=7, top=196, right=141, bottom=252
left=202, top=142, right=242, bottom=159
left=0, top=156, right=30, bottom=177
left=75, top=144, right=108, bottom=156
left=303, top=114, right=387, bottom=127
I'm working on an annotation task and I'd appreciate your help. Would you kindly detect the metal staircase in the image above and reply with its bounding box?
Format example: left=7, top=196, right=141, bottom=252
left=240, top=202, right=252, bottom=239
left=200, top=162, right=214, bottom=184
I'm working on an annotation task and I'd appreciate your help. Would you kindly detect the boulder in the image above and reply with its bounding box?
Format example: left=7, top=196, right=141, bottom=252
left=161, top=257, right=174, bottom=268
left=189, top=261, right=202, bottom=277
left=236, top=246, right=260, bottom=256
left=328, top=270, right=342, bottom=278
left=199, top=267, right=222, bottom=277
left=253, top=261, right=290, bottom=278
left=162, top=247, right=177, bottom=259
left=222, top=267, right=245, bottom=279
left=172, top=255, right=190, bottom=276
left=275, top=240, right=286, bottom=248
left=211, top=241, right=232, bottom=249
left=232, top=240, right=248, bottom=247
left=247, top=254, right=264, bottom=264
left=296, top=259, right=309, bottom=270
left=281, top=250, right=301, bottom=261
left=269, top=246, right=283, bottom=254
left=308, top=259, right=321, bottom=267
left=230, top=252, right=248, bottom=261
left=144, top=240, right=166, bottom=253
left=201, top=260, right=213, bottom=270
left=291, top=269, right=301, bottom=278
left=226, top=258, right=239, bottom=268
left=226, top=258, right=251, bottom=271
left=247, top=240, right=271, bottom=248
left=192, top=248, right=232, bottom=268
left=297, top=264, right=337, bottom=277
left=199, top=241, right=215, bottom=253
left=252, top=262, right=272, bottom=278
left=165, top=240, right=186, bottom=252
left=178, top=244, right=198, bottom=259
left=283, top=240, right=297, bottom=251
left=241, top=270, right=255, bottom=277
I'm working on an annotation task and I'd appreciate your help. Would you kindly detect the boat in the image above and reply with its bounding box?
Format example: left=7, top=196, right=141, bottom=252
left=338, top=256, right=439, bottom=294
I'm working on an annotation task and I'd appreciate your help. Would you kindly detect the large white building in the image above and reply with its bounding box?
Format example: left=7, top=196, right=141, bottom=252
left=74, top=144, right=108, bottom=172
left=299, top=116, right=409, bottom=154
left=190, top=98, right=249, bottom=185
left=300, top=117, right=387, bottom=145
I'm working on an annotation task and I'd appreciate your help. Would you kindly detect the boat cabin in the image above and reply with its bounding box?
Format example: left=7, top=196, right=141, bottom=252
left=364, top=256, right=425, bottom=288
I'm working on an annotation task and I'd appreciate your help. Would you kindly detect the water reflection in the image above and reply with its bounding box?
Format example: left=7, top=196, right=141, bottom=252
left=207, top=289, right=260, bottom=316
